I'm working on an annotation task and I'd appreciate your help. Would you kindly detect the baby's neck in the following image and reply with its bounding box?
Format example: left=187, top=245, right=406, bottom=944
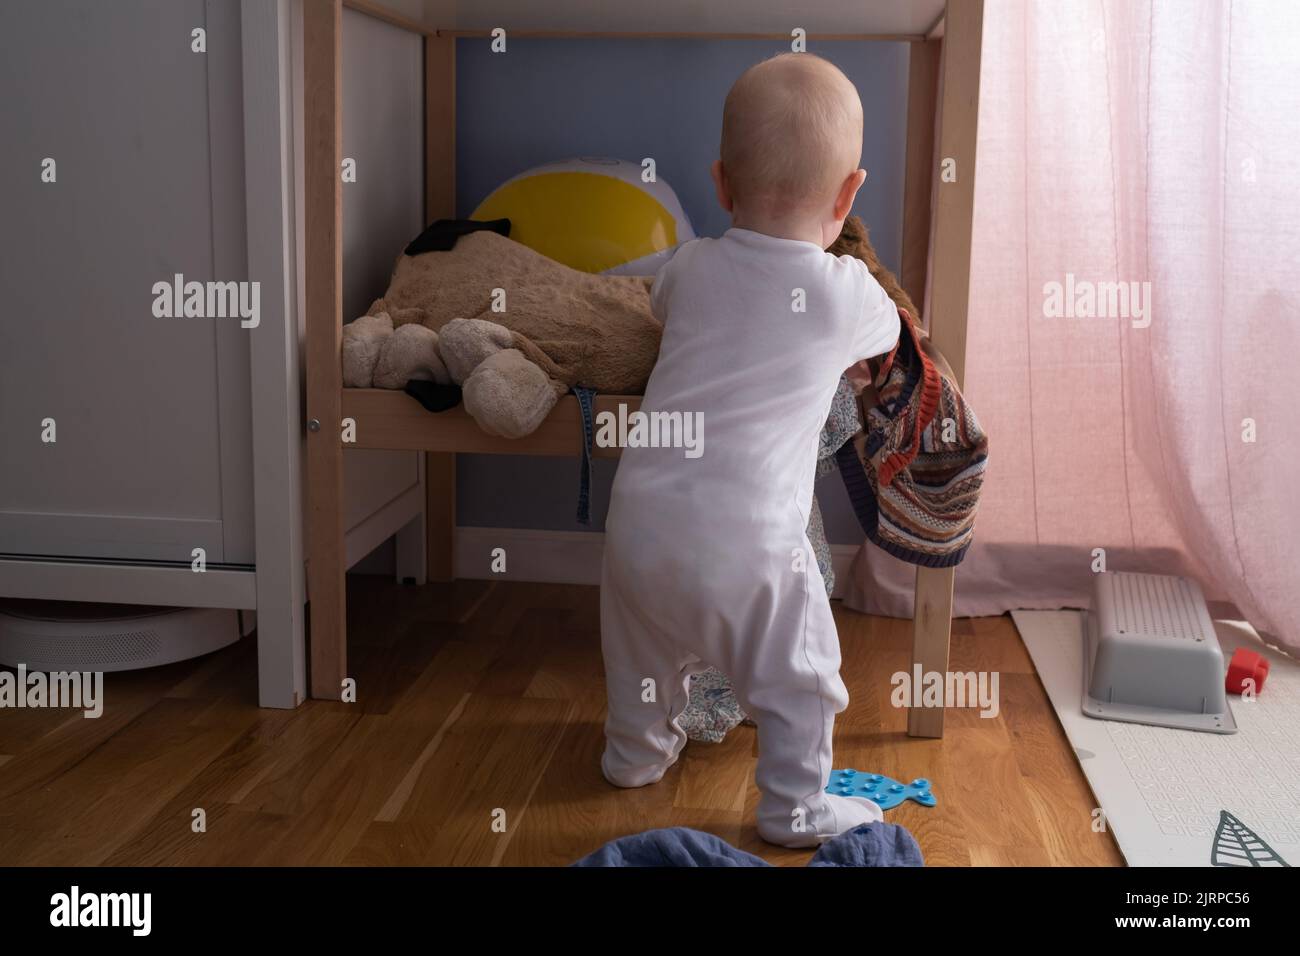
left=730, top=210, right=828, bottom=248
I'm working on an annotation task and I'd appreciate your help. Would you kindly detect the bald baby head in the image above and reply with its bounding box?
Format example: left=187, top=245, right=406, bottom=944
left=719, top=53, right=864, bottom=217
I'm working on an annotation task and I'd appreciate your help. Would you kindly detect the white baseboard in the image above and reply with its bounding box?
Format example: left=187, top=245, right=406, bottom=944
left=454, top=526, right=859, bottom=599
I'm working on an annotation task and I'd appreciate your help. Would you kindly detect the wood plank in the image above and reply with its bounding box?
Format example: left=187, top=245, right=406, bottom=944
left=673, top=726, right=753, bottom=814
left=304, top=0, right=347, bottom=700
left=947, top=615, right=1037, bottom=675
left=419, top=0, right=944, bottom=37
left=104, top=806, right=296, bottom=867
left=424, top=33, right=455, bottom=225
left=344, top=0, right=433, bottom=36
left=833, top=610, right=970, bottom=864
left=998, top=671, right=1124, bottom=866
left=0, top=662, right=215, bottom=808
left=343, top=693, right=573, bottom=865
left=423, top=32, right=457, bottom=582
left=925, top=0, right=982, bottom=385
left=342, top=388, right=642, bottom=456
left=437, top=30, right=925, bottom=42
left=969, top=844, right=1053, bottom=866
left=907, top=0, right=983, bottom=739
left=901, top=37, right=941, bottom=315
left=926, top=8, right=947, bottom=40
left=265, top=635, right=502, bottom=864
left=0, top=697, right=257, bottom=865
left=0, top=581, right=1118, bottom=866
left=909, top=566, right=955, bottom=738
left=943, top=724, right=1043, bottom=849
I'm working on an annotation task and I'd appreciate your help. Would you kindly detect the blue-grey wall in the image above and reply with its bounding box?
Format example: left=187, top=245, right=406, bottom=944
left=454, top=38, right=910, bottom=543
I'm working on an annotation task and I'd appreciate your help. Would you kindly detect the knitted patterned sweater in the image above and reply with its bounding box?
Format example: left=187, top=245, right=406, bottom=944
left=835, top=309, right=988, bottom=567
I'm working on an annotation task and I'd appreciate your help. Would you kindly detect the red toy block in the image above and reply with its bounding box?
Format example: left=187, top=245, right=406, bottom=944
left=1225, top=647, right=1269, bottom=696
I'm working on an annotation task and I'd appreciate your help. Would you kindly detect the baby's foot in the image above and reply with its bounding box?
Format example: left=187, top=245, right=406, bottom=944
left=757, top=792, right=885, bottom=848
left=600, top=748, right=681, bottom=789
left=823, top=792, right=885, bottom=836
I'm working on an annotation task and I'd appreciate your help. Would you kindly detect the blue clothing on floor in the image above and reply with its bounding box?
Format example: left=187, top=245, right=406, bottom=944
left=572, top=823, right=923, bottom=867
left=574, top=826, right=768, bottom=867
left=807, top=821, right=925, bottom=867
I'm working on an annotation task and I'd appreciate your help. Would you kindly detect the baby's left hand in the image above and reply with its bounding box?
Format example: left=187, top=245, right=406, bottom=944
left=844, top=358, right=877, bottom=403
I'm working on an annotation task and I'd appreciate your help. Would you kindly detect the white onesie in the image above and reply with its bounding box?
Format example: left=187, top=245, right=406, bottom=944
left=600, top=227, right=901, bottom=847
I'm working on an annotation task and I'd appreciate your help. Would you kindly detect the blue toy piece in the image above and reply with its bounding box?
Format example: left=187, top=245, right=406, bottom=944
left=826, top=770, right=937, bottom=810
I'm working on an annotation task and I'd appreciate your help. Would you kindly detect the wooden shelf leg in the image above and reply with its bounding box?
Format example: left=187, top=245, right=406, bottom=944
left=908, top=566, right=955, bottom=737
left=423, top=34, right=456, bottom=586
left=902, top=36, right=941, bottom=314
left=907, top=0, right=984, bottom=737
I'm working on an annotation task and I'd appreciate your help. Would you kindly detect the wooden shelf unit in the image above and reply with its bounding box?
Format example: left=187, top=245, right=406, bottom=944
left=304, top=0, right=985, bottom=741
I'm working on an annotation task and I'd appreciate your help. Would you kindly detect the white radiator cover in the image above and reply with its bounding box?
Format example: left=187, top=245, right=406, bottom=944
left=0, top=600, right=240, bottom=673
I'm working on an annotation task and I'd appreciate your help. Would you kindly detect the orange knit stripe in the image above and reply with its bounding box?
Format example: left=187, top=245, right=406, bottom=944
left=878, top=309, right=944, bottom=487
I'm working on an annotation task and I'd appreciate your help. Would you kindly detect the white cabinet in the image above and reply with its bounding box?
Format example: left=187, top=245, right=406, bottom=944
left=0, top=0, right=431, bottom=708
left=0, top=0, right=307, bottom=709
left=0, top=0, right=254, bottom=565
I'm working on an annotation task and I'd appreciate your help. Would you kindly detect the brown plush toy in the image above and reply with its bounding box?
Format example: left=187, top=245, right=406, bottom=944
left=346, top=230, right=661, bottom=437
left=342, top=215, right=915, bottom=437
left=827, top=214, right=918, bottom=318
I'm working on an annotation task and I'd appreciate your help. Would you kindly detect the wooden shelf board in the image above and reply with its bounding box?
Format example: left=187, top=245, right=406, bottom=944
left=341, top=388, right=641, bottom=458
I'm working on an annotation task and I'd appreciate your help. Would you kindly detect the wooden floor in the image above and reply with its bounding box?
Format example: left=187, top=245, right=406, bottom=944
left=0, top=577, right=1122, bottom=866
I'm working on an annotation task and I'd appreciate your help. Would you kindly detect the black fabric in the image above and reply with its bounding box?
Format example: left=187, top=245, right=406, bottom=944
left=403, top=218, right=511, bottom=257
left=404, top=380, right=462, bottom=412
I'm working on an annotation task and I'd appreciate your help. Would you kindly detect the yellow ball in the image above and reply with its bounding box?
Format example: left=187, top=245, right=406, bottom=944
left=471, top=157, right=695, bottom=275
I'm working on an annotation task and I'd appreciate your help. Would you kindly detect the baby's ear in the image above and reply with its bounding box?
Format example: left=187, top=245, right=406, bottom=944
left=710, top=160, right=733, bottom=213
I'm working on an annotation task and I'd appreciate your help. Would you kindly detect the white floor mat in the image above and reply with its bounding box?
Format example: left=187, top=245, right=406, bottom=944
left=1012, top=610, right=1299, bottom=867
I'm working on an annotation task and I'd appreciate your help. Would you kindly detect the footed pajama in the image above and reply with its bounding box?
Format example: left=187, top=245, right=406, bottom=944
left=599, top=228, right=899, bottom=848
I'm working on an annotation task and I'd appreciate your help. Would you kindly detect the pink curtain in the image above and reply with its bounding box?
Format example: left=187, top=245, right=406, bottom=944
left=845, top=0, right=1300, bottom=653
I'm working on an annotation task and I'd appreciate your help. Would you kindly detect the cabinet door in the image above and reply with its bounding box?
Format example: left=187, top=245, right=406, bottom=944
left=0, top=0, right=254, bottom=565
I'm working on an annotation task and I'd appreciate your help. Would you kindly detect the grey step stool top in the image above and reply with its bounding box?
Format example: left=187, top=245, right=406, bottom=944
left=1083, top=572, right=1237, bottom=734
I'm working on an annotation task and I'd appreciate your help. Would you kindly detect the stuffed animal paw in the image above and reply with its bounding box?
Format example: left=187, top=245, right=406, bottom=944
left=437, top=318, right=567, bottom=438
left=373, top=323, right=450, bottom=389
left=341, top=312, right=393, bottom=387
left=342, top=311, right=451, bottom=388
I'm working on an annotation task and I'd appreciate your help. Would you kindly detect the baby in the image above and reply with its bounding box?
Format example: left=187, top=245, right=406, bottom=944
left=599, top=53, right=901, bottom=847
